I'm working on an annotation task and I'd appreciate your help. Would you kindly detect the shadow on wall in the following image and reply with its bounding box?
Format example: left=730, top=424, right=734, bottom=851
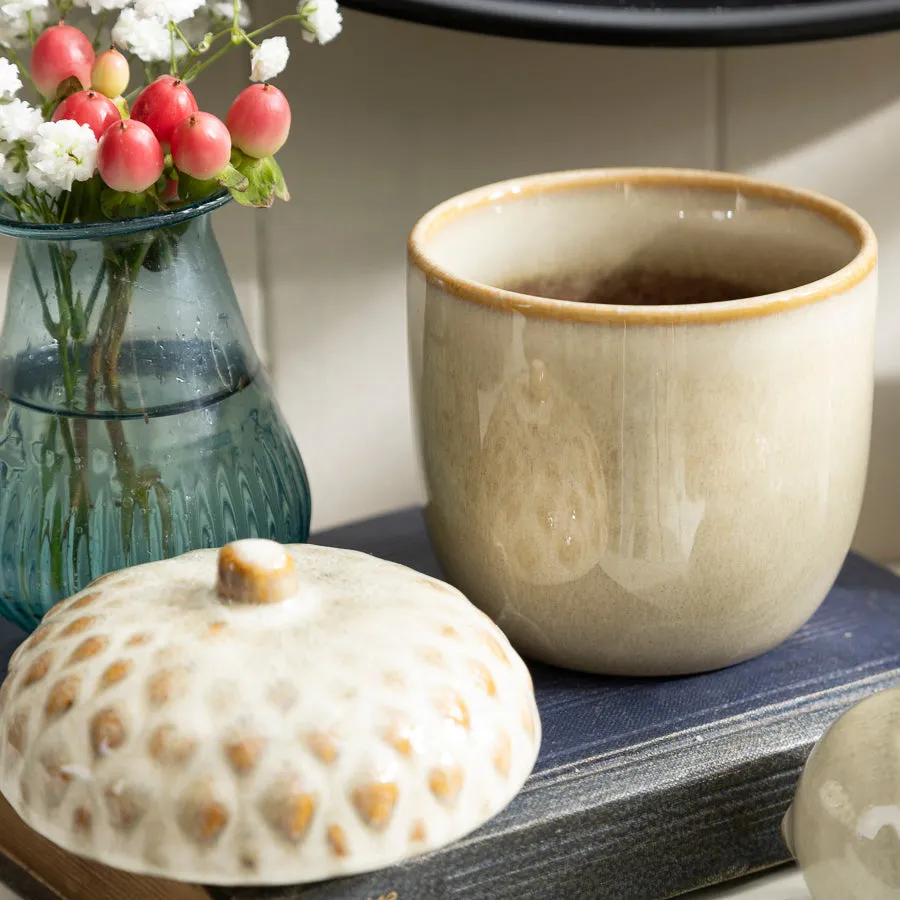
left=721, top=31, right=900, bottom=559
left=856, top=379, right=900, bottom=561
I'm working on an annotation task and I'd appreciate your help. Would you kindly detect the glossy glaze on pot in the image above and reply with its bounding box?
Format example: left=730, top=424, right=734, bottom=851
left=408, top=168, right=877, bottom=676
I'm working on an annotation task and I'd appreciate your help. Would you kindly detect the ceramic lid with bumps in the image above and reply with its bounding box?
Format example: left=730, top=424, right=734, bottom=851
left=0, top=540, right=541, bottom=885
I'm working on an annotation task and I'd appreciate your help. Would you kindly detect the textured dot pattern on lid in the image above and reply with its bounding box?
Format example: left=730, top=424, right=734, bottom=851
left=0, top=541, right=541, bottom=886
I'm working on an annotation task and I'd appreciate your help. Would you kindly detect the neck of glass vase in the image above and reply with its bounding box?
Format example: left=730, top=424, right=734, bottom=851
left=0, top=209, right=259, bottom=418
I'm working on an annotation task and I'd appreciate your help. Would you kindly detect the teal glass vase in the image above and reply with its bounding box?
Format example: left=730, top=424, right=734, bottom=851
left=0, top=194, right=311, bottom=632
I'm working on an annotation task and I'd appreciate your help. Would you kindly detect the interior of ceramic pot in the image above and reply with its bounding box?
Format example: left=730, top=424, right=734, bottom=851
left=419, top=173, right=866, bottom=306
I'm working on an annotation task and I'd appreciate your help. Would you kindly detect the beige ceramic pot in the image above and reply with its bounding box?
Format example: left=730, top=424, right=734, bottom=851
left=784, top=687, right=900, bottom=899
left=0, top=540, right=540, bottom=885
left=408, top=168, right=877, bottom=676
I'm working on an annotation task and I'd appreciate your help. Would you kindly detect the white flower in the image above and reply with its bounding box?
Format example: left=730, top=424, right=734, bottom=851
left=250, top=36, right=289, bottom=82
left=133, top=0, right=204, bottom=22
left=209, top=0, right=249, bottom=26
left=300, top=0, right=342, bottom=44
left=0, top=0, right=49, bottom=17
left=0, top=150, right=25, bottom=196
left=112, top=8, right=187, bottom=61
left=178, top=0, right=249, bottom=45
left=72, top=0, right=130, bottom=14
left=0, top=99, right=43, bottom=143
left=0, top=57, right=21, bottom=99
left=26, top=120, right=97, bottom=195
left=0, top=5, right=49, bottom=47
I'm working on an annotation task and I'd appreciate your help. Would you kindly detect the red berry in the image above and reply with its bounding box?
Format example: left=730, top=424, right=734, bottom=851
left=91, top=48, right=130, bottom=99
left=226, top=84, right=291, bottom=159
left=131, top=75, right=199, bottom=150
left=171, top=112, right=232, bottom=181
left=52, top=90, right=121, bottom=140
left=31, top=24, right=94, bottom=99
left=97, top=119, right=165, bottom=194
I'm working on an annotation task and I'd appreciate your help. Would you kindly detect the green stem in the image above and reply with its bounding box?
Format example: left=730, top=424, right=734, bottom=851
left=92, top=11, right=108, bottom=49
left=86, top=271, right=119, bottom=415
left=181, top=13, right=307, bottom=83
left=170, top=21, right=194, bottom=54
left=83, top=259, right=107, bottom=325
left=181, top=40, right=236, bottom=82
left=169, top=21, right=178, bottom=74
left=5, top=48, right=39, bottom=95
left=48, top=245, right=77, bottom=406
left=246, top=13, right=305, bottom=41
left=103, top=242, right=150, bottom=409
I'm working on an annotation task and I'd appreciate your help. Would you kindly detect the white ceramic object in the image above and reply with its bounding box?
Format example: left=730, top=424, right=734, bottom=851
left=408, top=168, right=878, bottom=676
left=784, top=687, right=900, bottom=899
left=0, top=540, right=540, bottom=885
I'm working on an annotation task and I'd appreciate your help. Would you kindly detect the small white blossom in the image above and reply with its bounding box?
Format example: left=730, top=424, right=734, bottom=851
left=72, top=0, right=131, bottom=14
left=0, top=99, right=43, bottom=143
left=112, top=8, right=187, bottom=61
left=250, top=36, right=289, bottom=82
left=300, top=0, right=342, bottom=44
left=0, top=0, right=49, bottom=17
left=0, top=5, right=49, bottom=47
left=0, top=57, right=21, bottom=99
left=26, top=120, right=97, bottom=195
left=0, top=151, right=25, bottom=196
left=209, top=0, right=249, bottom=26
left=178, top=0, right=249, bottom=45
left=133, top=0, right=205, bottom=22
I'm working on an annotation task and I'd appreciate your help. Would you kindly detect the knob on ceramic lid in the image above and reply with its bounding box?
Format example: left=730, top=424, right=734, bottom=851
left=216, top=539, right=299, bottom=605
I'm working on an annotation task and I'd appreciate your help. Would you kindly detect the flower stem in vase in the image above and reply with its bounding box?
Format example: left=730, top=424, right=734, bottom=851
left=90, top=235, right=172, bottom=558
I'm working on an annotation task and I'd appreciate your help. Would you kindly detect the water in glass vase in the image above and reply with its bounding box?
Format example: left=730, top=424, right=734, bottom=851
left=0, top=195, right=311, bottom=631
left=0, top=341, right=309, bottom=631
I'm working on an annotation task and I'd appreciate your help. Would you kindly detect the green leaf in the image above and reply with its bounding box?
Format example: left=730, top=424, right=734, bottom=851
left=178, top=174, right=219, bottom=204
left=230, top=147, right=249, bottom=168
left=100, top=188, right=155, bottom=220
left=269, top=157, right=290, bottom=202
left=71, top=175, right=105, bottom=223
left=100, top=189, right=127, bottom=219
left=142, top=231, right=177, bottom=273
left=54, top=76, right=83, bottom=102
left=71, top=293, right=87, bottom=340
left=217, top=162, right=249, bottom=193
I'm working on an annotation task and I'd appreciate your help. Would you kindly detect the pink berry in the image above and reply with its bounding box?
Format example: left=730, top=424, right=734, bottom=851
left=52, top=90, right=121, bottom=140
left=90, top=48, right=130, bottom=99
left=31, top=24, right=94, bottom=99
left=97, top=119, right=165, bottom=194
left=131, top=75, right=199, bottom=150
left=171, top=112, right=232, bottom=181
left=226, top=84, right=291, bottom=159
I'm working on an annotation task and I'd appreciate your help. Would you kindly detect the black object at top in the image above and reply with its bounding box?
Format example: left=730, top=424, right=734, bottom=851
left=341, top=0, right=900, bottom=46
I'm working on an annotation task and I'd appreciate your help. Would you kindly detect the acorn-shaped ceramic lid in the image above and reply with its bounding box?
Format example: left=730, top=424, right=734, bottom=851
left=0, top=541, right=540, bottom=885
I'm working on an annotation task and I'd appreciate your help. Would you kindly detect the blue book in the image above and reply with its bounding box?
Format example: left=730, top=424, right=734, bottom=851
left=2, top=508, right=900, bottom=900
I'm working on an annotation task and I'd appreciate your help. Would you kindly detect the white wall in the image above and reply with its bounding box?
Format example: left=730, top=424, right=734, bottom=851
left=2, top=11, right=900, bottom=559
